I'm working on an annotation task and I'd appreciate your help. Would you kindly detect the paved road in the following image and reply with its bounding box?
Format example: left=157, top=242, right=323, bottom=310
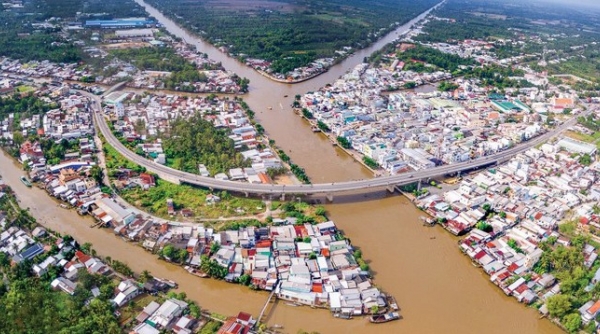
left=85, top=89, right=587, bottom=195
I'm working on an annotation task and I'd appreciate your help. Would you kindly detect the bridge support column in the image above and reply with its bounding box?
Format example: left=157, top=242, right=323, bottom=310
left=386, top=185, right=396, bottom=193
left=417, top=179, right=422, bottom=191
left=326, top=193, right=334, bottom=203
left=280, top=193, right=286, bottom=201
left=244, top=192, right=249, bottom=198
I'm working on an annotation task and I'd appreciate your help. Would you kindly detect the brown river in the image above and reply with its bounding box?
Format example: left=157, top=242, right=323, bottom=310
left=0, top=0, right=563, bottom=332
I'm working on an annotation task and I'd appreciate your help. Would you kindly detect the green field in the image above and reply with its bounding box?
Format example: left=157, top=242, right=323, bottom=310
left=144, top=0, right=439, bottom=73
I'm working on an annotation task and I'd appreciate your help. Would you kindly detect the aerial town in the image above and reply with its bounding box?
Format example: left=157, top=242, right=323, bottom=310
left=2, top=0, right=600, bottom=333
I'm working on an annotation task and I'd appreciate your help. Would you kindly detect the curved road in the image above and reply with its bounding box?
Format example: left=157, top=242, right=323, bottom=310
left=87, top=90, right=586, bottom=195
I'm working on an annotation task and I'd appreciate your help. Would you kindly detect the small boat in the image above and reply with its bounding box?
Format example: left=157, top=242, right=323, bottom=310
left=272, top=324, right=284, bottom=329
left=184, top=266, right=209, bottom=278
left=59, top=203, right=69, bottom=209
left=334, top=313, right=353, bottom=320
left=283, top=95, right=288, bottom=97
left=285, top=302, right=300, bottom=307
left=155, top=277, right=178, bottom=288
left=386, top=295, right=399, bottom=311
left=369, top=312, right=400, bottom=324
left=20, top=176, right=32, bottom=187
left=268, top=106, right=273, bottom=110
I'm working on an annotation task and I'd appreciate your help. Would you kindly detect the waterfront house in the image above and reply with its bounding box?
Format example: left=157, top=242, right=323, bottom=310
left=147, top=299, right=188, bottom=328
left=113, top=279, right=141, bottom=307
left=579, top=300, right=600, bottom=324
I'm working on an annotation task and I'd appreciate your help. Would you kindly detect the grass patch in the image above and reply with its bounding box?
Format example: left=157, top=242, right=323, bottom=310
left=119, top=179, right=265, bottom=219
left=102, top=137, right=265, bottom=219
left=564, top=130, right=600, bottom=145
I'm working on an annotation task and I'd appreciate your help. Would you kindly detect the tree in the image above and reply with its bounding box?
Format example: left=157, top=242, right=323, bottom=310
left=238, top=274, right=252, bottom=286
left=562, top=313, right=581, bottom=333
left=475, top=221, right=493, bottom=233
left=81, top=242, right=93, bottom=254
left=336, top=136, right=351, bottom=149
left=210, top=242, right=220, bottom=255
left=140, top=270, right=153, bottom=283
left=579, top=153, right=593, bottom=166
left=546, top=294, right=571, bottom=319
left=161, top=244, right=176, bottom=260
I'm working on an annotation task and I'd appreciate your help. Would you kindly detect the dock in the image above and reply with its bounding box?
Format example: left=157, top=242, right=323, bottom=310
left=257, top=289, right=277, bottom=324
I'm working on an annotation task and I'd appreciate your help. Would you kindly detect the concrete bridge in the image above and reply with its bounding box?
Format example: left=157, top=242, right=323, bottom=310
left=84, top=86, right=585, bottom=200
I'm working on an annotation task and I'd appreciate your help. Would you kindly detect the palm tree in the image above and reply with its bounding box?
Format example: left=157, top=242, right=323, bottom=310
left=140, top=270, right=152, bottom=283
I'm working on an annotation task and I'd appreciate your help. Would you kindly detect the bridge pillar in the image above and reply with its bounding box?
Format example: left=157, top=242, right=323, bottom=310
left=326, top=193, right=334, bottom=203
left=244, top=192, right=249, bottom=198
left=280, top=193, right=286, bottom=201
left=417, top=179, right=422, bottom=191
left=386, top=184, right=396, bottom=193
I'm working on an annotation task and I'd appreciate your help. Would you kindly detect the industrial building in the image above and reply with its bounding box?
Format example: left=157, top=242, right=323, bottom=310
left=85, top=18, right=154, bottom=29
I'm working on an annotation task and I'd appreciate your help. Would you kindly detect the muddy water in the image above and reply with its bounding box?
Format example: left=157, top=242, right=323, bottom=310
left=0, top=0, right=563, bottom=332
left=0, top=150, right=262, bottom=316
left=134, top=0, right=444, bottom=182
left=126, top=2, right=564, bottom=331
left=1, top=148, right=560, bottom=333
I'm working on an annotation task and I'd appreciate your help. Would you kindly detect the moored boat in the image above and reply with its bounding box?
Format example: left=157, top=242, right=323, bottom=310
left=184, top=265, right=209, bottom=278
left=369, top=312, right=400, bottom=323
left=20, top=176, right=32, bottom=187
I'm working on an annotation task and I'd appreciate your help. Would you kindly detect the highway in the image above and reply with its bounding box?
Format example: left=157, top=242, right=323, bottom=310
left=86, top=89, right=587, bottom=195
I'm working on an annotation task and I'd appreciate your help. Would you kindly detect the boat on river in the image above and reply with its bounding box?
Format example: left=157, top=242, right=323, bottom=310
left=369, top=312, right=400, bottom=324
left=184, top=266, right=209, bottom=278
left=20, top=176, right=32, bottom=187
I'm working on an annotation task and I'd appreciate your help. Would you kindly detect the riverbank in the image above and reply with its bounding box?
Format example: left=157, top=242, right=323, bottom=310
left=293, top=108, right=383, bottom=177
left=256, top=68, right=328, bottom=85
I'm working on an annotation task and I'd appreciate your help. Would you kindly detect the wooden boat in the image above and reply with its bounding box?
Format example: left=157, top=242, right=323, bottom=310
left=334, top=313, right=353, bottom=320
left=184, top=266, right=209, bottom=278
left=20, top=176, right=32, bottom=187
left=283, top=95, right=288, bottom=97
left=369, top=312, right=400, bottom=324
left=387, top=295, right=399, bottom=311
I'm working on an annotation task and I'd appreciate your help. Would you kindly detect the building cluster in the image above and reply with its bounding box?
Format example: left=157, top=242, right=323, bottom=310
left=0, top=210, right=197, bottom=334
left=304, top=64, right=579, bottom=174
left=416, top=131, right=600, bottom=325
left=130, top=218, right=396, bottom=318
left=105, top=92, right=283, bottom=182
left=0, top=57, right=96, bottom=83
left=246, top=57, right=335, bottom=83
left=98, top=37, right=244, bottom=93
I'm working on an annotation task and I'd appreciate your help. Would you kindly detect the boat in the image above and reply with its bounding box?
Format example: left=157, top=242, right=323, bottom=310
left=386, top=295, right=399, bottom=311
left=283, top=95, right=288, bottom=97
left=285, top=302, right=300, bottom=307
left=334, top=313, right=353, bottom=320
left=20, top=176, right=32, bottom=187
left=184, top=266, right=209, bottom=278
left=155, top=277, right=178, bottom=288
left=271, top=324, right=284, bottom=329
left=59, top=203, right=69, bottom=209
left=369, top=312, right=400, bottom=324
left=268, top=106, right=273, bottom=110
